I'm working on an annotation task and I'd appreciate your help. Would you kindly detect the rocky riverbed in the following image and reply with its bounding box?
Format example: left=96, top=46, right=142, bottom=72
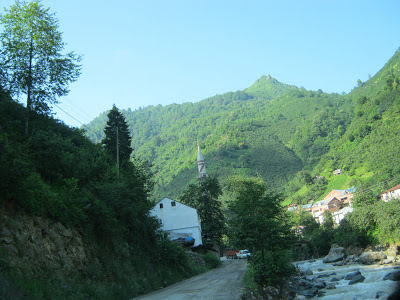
left=293, top=258, right=400, bottom=299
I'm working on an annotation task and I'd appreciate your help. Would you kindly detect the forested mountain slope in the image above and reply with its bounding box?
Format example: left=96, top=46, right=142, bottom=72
left=289, top=48, right=400, bottom=204
left=85, top=49, right=400, bottom=202
left=85, top=74, right=354, bottom=200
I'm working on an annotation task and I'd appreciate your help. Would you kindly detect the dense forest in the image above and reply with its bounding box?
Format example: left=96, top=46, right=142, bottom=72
left=85, top=49, right=400, bottom=204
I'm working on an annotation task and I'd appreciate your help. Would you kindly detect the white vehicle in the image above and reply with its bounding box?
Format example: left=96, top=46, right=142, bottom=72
left=237, top=250, right=251, bottom=259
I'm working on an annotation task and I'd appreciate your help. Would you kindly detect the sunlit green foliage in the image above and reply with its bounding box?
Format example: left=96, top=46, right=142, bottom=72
left=0, top=0, right=81, bottom=134
left=227, top=177, right=295, bottom=289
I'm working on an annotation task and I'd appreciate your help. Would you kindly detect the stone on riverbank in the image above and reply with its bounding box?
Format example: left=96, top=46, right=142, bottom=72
left=356, top=251, right=387, bottom=265
left=323, top=245, right=347, bottom=263
left=382, top=270, right=400, bottom=281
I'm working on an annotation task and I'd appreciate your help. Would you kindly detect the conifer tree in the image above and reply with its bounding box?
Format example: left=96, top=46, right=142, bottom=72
left=102, top=105, right=133, bottom=166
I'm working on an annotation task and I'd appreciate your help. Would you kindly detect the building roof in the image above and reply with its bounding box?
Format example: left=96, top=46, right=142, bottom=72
left=301, top=204, right=313, bottom=209
left=153, top=197, right=197, bottom=210
left=379, top=184, right=400, bottom=196
left=333, top=206, right=354, bottom=216
left=322, top=187, right=356, bottom=202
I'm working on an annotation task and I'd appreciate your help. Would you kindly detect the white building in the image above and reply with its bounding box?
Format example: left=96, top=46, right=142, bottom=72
left=379, top=184, right=400, bottom=202
left=332, top=207, right=354, bottom=225
left=150, top=197, right=203, bottom=246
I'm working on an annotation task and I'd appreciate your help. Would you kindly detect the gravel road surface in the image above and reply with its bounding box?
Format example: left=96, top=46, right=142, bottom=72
left=133, top=258, right=247, bottom=300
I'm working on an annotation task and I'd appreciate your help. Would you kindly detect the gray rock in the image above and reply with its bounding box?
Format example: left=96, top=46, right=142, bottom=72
left=312, top=280, right=326, bottom=289
left=298, top=279, right=314, bottom=289
left=304, top=269, right=313, bottom=275
left=375, top=291, right=388, bottom=298
left=345, top=270, right=361, bottom=280
left=323, top=246, right=347, bottom=263
left=387, top=244, right=399, bottom=258
left=348, top=274, right=365, bottom=285
left=382, top=270, right=400, bottom=281
left=326, top=282, right=336, bottom=289
left=358, top=251, right=387, bottom=264
left=299, top=288, right=318, bottom=298
left=330, top=277, right=341, bottom=282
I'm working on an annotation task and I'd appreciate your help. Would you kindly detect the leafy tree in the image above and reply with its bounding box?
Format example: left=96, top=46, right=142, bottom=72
left=323, top=210, right=334, bottom=230
left=102, top=105, right=133, bottom=167
left=353, top=190, right=379, bottom=207
left=227, top=177, right=295, bottom=290
left=0, top=0, right=82, bottom=132
left=179, top=176, right=225, bottom=243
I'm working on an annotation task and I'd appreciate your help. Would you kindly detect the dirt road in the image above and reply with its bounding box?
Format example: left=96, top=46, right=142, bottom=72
left=133, top=258, right=248, bottom=300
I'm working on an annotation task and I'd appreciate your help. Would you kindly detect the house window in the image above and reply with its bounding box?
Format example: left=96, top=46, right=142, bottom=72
left=160, top=203, right=163, bottom=209
left=171, top=201, right=176, bottom=207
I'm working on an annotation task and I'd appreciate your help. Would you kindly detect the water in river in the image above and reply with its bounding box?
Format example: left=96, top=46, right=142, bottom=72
left=294, top=259, right=399, bottom=299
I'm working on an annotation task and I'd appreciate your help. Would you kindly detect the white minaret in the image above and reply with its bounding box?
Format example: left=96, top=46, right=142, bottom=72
left=197, top=141, right=208, bottom=180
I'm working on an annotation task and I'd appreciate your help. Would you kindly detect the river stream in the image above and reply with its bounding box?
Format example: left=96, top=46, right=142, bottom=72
left=294, top=259, right=399, bottom=299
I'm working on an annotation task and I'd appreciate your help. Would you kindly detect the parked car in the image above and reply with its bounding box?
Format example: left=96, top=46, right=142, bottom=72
left=237, top=250, right=251, bottom=259
left=226, top=250, right=239, bottom=259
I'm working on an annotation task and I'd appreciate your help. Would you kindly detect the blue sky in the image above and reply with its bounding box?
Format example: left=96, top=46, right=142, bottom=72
left=2, top=0, right=400, bottom=127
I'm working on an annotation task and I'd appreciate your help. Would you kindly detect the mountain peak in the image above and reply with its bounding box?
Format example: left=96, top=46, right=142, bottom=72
left=245, top=75, right=297, bottom=99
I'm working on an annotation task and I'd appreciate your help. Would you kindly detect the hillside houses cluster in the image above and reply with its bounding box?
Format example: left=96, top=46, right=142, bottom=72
left=288, top=184, right=400, bottom=225
left=288, top=187, right=356, bottom=225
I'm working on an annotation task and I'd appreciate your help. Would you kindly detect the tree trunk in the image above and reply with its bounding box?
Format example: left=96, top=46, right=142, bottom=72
left=25, top=38, right=34, bottom=135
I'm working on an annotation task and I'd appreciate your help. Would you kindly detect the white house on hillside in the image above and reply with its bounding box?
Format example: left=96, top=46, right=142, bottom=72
left=379, top=184, right=400, bottom=202
left=150, top=197, right=203, bottom=246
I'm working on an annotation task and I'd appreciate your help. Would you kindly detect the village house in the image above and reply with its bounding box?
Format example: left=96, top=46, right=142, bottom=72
left=287, top=203, right=299, bottom=212
left=150, top=197, right=203, bottom=246
left=301, top=203, right=313, bottom=213
left=379, top=184, right=400, bottom=202
left=333, top=169, right=342, bottom=175
left=311, top=187, right=356, bottom=224
left=332, top=207, right=354, bottom=225
left=149, top=143, right=209, bottom=248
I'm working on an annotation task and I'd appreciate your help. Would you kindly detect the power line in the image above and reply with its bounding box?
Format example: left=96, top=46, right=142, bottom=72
left=53, top=103, right=104, bottom=141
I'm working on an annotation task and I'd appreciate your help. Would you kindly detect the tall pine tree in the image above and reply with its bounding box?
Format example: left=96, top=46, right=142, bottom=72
left=102, top=105, right=133, bottom=167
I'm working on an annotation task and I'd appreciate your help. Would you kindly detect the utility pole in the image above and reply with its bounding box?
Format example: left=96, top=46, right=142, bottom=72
left=116, top=126, right=120, bottom=177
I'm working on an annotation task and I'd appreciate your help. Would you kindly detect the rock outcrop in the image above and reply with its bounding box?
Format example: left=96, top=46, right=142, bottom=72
left=0, top=213, right=95, bottom=277
left=356, top=251, right=387, bottom=265
left=323, top=244, right=347, bottom=263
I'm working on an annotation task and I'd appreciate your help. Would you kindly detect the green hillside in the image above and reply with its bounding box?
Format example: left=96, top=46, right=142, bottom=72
left=85, top=48, right=400, bottom=202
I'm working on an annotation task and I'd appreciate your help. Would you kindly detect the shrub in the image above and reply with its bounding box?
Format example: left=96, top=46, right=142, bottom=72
left=203, top=253, right=221, bottom=269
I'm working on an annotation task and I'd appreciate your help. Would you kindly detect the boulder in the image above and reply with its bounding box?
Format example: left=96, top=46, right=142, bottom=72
left=382, top=270, right=400, bottom=281
left=375, top=291, right=388, bottom=298
left=326, top=282, right=336, bottom=289
left=298, top=288, right=318, bottom=298
left=298, top=279, right=314, bottom=289
left=312, top=279, right=326, bottom=289
left=348, top=274, right=365, bottom=285
left=323, top=245, right=347, bottom=263
left=330, top=277, right=341, bottom=282
left=387, top=244, right=399, bottom=258
left=345, top=270, right=361, bottom=280
left=357, top=251, right=387, bottom=264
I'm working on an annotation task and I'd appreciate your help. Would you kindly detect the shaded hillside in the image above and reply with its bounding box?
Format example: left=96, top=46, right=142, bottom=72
left=0, top=91, right=210, bottom=298
left=85, top=75, right=353, bottom=200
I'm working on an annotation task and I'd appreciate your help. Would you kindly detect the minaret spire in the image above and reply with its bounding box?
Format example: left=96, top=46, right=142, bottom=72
left=197, top=140, right=208, bottom=180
